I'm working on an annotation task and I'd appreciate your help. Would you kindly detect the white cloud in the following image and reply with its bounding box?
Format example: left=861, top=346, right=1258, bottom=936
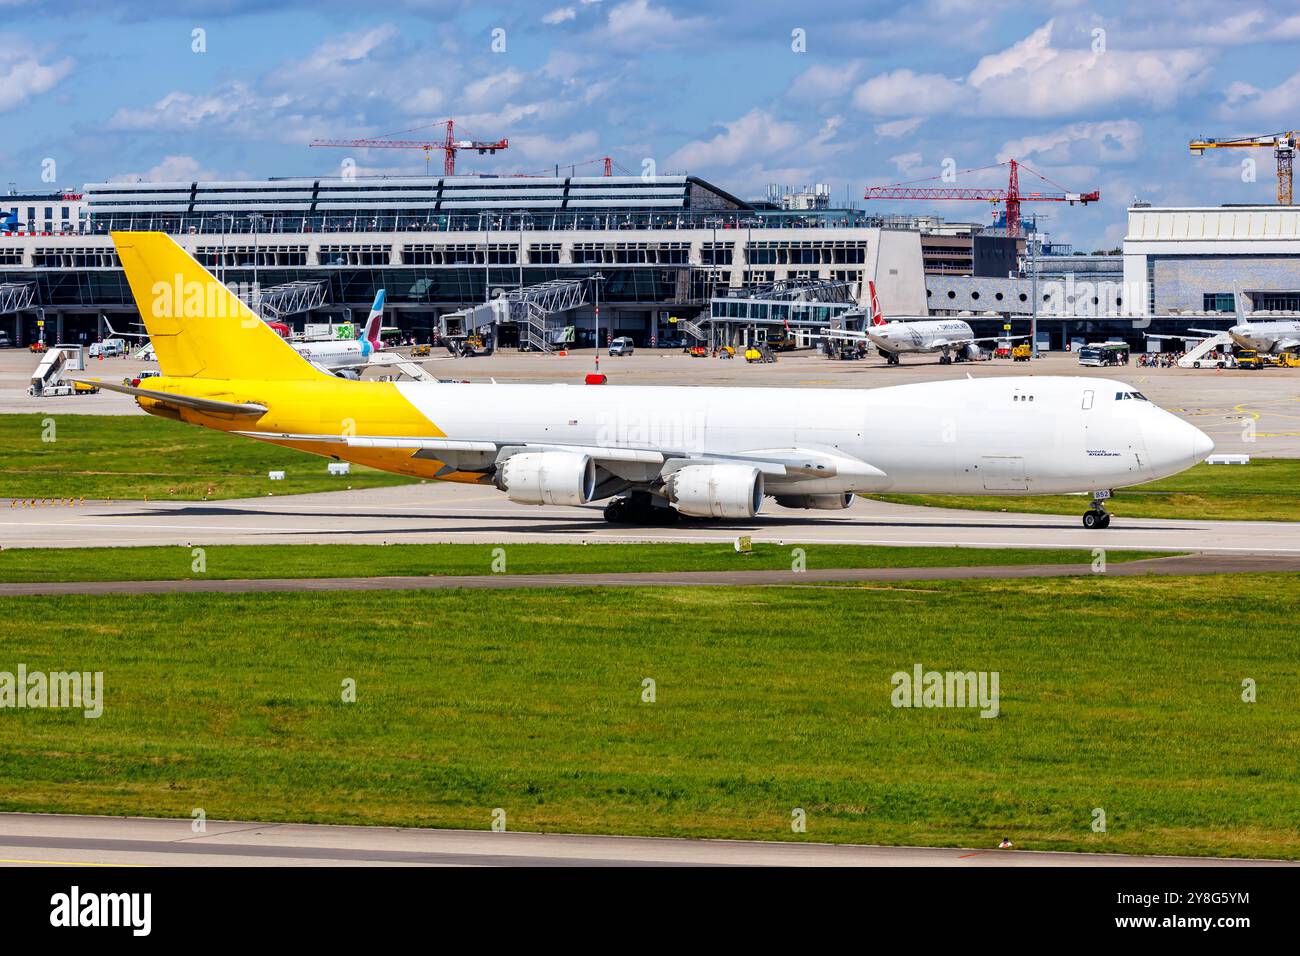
left=543, top=6, right=576, bottom=24
left=463, top=69, right=525, bottom=108
left=889, top=151, right=925, bottom=176
left=853, top=20, right=1208, bottom=118
left=667, top=110, right=846, bottom=181
left=109, top=154, right=220, bottom=184
left=597, top=0, right=711, bottom=50
left=853, top=69, right=964, bottom=116
left=266, top=24, right=398, bottom=91
left=508, top=130, right=601, bottom=165
left=788, top=61, right=863, bottom=101
left=402, top=86, right=444, bottom=115
left=874, top=117, right=924, bottom=139
left=1219, top=71, right=1300, bottom=122
left=668, top=108, right=803, bottom=170
left=997, top=120, right=1143, bottom=165
left=0, top=52, right=73, bottom=113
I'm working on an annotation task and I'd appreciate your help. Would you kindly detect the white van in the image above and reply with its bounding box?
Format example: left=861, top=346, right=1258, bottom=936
left=89, top=338, right=127, bottom=358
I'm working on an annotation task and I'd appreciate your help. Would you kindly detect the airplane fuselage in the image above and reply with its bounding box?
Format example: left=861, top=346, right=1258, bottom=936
left=156, top=374, right=1212, bottom=498
left=868, top=319, right=976, bottom=355
left=1229, top=320, right=1300, bottom=354
left=292, top=338, right=373, bottom=370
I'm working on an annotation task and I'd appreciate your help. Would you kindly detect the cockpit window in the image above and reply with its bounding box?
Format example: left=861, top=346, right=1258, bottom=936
left=1114, top=391, right=1148, bottom=401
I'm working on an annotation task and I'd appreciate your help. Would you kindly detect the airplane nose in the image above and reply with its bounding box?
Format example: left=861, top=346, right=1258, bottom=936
left=1191, top=425, right=1214, bottom=463
left=1142, top=413, right=1213, bottom=477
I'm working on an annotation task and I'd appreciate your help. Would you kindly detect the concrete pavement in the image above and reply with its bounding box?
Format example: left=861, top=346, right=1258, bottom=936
left=3, top=482, right=1299, bottom=554
left=0, top=813, right=1290, bottom=867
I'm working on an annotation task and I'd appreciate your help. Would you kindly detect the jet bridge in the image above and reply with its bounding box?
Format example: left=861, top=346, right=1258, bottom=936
left=440, top=279, right=588, bottom=353
left=238, top=281, right=329, bottom=319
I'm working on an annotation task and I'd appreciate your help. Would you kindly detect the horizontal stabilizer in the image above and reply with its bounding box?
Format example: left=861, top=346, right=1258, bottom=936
left=70, top=378, right=268, bottom=416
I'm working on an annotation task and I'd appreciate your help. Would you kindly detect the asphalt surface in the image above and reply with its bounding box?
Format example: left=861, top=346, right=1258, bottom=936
left=0, top=813, right=1290, bottom=867
left=4, top=482, right=1300, bottom=555
left=3, top=553, right=1297, bottom=597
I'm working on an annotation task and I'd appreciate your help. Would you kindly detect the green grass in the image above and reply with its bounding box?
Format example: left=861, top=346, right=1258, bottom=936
left=868, top=458, right=1300, bottom=522
left=0, top=542, right=1171, bottom=584
left=0, top=414, right=417, bottom=500
left=2, top=575, right=1298, bottom=859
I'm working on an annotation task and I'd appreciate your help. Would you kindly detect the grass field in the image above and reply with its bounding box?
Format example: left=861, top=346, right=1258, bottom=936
left=3, top=575, right=1298, bottom=859
left=0, top=542, right=1170, bottom=584
left=868, top=458, right=1300, bottom=522
left=0, top=414, right=417, bottom=500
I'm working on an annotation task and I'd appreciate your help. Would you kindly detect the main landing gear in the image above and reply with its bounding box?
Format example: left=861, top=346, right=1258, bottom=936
left=603, top=490, right=679, bottom=525
left=1082, top=493, right=1112, bottom=529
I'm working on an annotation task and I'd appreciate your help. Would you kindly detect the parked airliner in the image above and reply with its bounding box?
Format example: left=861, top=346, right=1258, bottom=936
left=825, top=281, right=1027, bottom=364
left=76, top=234, right=1213, bottom=529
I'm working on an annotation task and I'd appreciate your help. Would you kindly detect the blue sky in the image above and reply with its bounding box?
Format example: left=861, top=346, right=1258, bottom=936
left=3, top=0, right=1300, bottom=248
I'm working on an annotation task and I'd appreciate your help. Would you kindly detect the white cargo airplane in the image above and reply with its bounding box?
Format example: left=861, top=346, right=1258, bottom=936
left=78, top=233, right=1215, bottom=530
left=824, top=282, right=1027, bottom=365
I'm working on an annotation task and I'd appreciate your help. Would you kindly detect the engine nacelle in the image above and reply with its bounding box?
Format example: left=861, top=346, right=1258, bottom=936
left=498, top=452, right=595, bottom=506
left=665, top=464, right=764, bottom=519
left=773, top=492, right=855, bottom=511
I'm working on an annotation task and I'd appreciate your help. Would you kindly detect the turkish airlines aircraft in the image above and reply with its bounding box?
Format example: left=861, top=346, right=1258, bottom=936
left=77, top=234, right=1213, bottom=530
left=826, top=282, right=1027, bottom=365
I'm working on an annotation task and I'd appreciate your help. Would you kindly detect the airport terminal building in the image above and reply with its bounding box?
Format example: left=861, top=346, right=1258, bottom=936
left=0, top=174, right=927, bottom=346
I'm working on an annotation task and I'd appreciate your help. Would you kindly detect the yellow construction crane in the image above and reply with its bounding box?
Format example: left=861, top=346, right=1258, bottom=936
left=1189, top=132, right=1298, bottom=204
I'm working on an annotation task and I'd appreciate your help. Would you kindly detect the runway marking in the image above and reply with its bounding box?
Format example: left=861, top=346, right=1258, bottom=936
left=0, top=856, right=143, bottom=866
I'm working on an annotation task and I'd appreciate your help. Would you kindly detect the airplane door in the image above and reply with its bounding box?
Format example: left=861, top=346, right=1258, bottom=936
left=980, top=456, right=1028, bottom=491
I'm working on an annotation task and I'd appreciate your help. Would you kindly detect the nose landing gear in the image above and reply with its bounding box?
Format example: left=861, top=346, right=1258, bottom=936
left=1083, top=493, right=1112, bottom=529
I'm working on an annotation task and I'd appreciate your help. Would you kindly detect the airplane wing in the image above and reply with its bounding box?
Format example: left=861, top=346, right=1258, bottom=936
left=345, top=436, right=884, bottom=481
left=70, top=378, right=268, bottom=416
left=960, top=334, right=1030, bottom=344
left=236, top=430, right=884, bottom=483
left=1188, top=328, right=1231, bottom=336
left=818, top=328, right=872, bottom=341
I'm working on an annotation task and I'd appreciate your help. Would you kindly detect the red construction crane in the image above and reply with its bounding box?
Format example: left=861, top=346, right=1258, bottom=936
left=863, top=159, right=1099, bottom=237
left=520, top=156, right=631, bottom=177
left=310, top=119, right=508, bottom=176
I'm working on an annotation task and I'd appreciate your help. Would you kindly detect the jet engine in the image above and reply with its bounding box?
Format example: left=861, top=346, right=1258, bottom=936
left=665, top=464, right=764, bottom=518
left=498, top=452, right=596, bottom=506
left=772, top=492, right=855, bottom=510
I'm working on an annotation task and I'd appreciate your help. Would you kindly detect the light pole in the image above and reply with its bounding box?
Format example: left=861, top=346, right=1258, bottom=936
left=480, top=211, right=493, bottom=304
left=216, top=213, right=235, bottom=284
left=249, top=213, right=265, bottom=295
left=516, top=210, right=532, bottom=292
left=591, top=272, right=605, bottom=373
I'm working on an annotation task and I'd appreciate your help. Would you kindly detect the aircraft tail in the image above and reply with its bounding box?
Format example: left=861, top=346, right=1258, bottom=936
left=360, top=289, right=385, bottom=351
left=111, top=231, right=327, bottom=381
left=868, top=281, right=885, bottom=326
left=0, top=211, right=17, bottom=232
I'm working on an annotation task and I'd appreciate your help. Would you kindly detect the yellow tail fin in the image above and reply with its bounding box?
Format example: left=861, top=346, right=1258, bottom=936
left=112, top=231, right=326, bottom=381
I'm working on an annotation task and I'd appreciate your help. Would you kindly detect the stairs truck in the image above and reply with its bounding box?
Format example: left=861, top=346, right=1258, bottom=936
left=29, top=345, right=99, bottom=397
